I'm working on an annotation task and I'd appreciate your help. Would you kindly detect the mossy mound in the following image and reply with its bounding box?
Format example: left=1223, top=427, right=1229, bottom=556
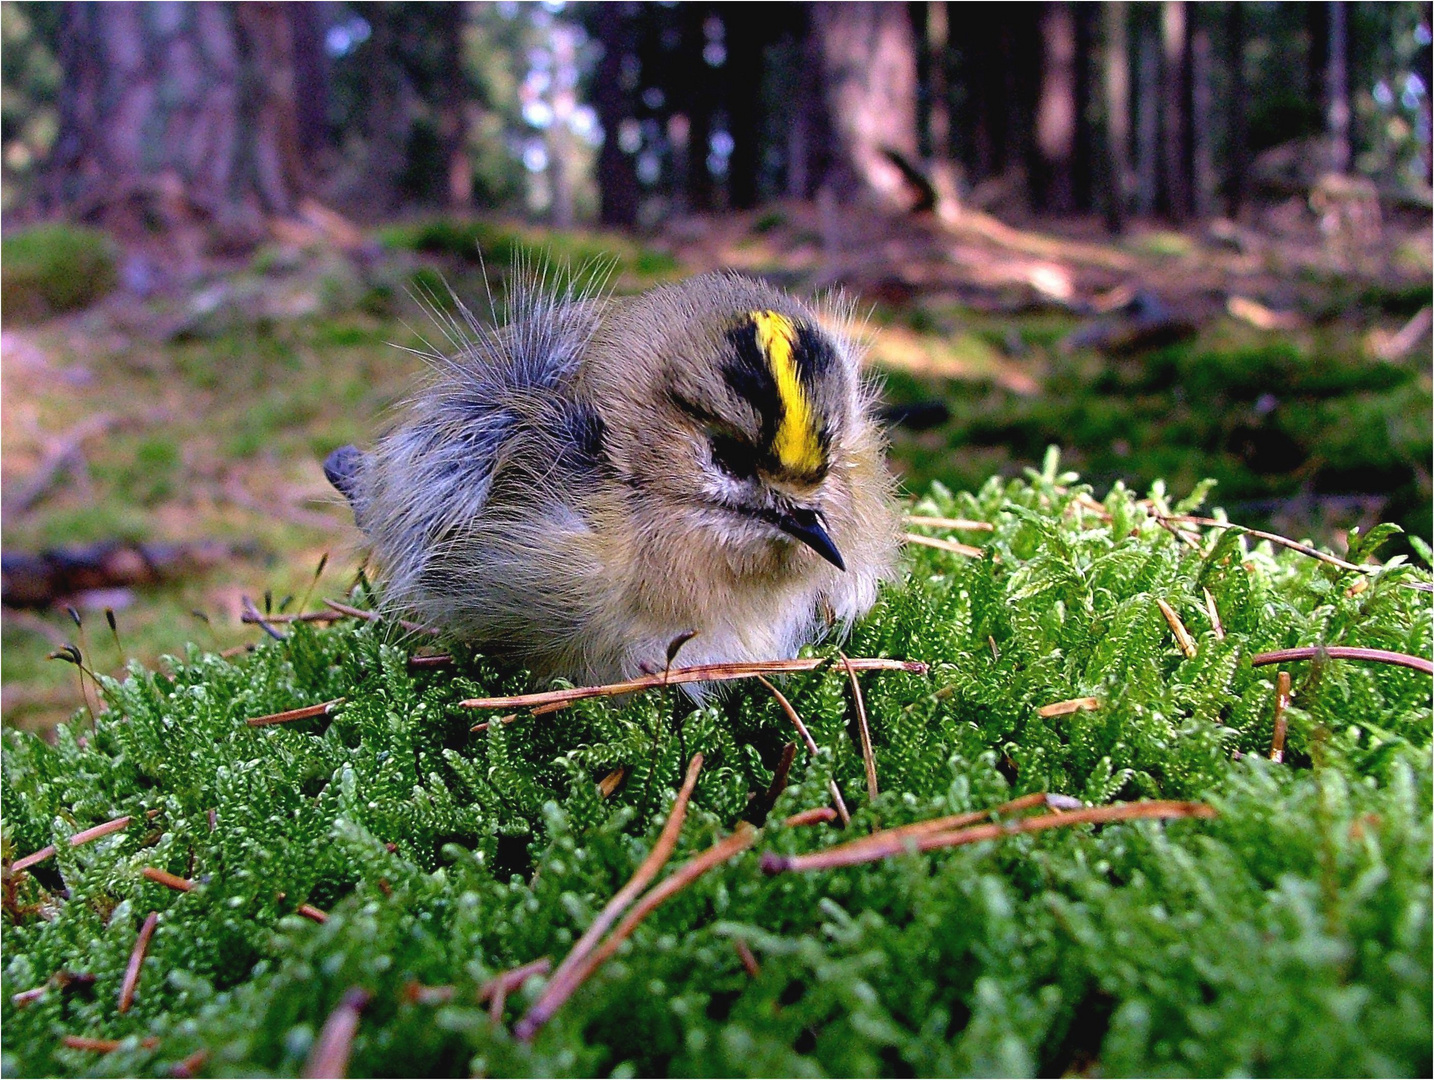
left=1, top=223, right=117, bottom=323
left=3, top=466, right=1430, bottom=1077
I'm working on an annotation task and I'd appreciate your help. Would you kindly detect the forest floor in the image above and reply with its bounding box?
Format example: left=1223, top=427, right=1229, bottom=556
left=2, top=202, right=1430, bottom=731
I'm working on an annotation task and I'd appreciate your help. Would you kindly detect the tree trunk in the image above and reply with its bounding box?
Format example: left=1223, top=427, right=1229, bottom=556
left=1190, top=21, right=1214, bottom=219
left=1103, top=1, right=1131, bottom=232
left=1135, top=23, right=1159, bottom=216
left=1326, top=0, right=1350, bottom=172
left=677, top=3, right=715, bottom=212
left=594, top=2, right=639, bottom=227
left=1160, top=0, right=1190, bottom=221
left=925, top=0, right=952, bottom=161
left=810, top=1, right=920, bottom=207
left=723, top=6, right=764, bottom=210
left=290, top=4, right=329, bottom=160
left=46, top=1, right=305, bottom=249
left=1035, top=1, right=1078, bottom=213
left=1225, top=2, right=1248, bottom=217
left=435, top=2, right=471, bottom=210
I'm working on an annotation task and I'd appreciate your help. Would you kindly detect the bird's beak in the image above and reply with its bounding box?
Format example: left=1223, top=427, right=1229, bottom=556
left=775, top=506, right=845, bottom=571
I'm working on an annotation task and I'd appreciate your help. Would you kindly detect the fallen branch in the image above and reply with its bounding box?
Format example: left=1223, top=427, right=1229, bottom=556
left=515, top=754, right=704, bottom=1041
left=61, top=1035, right=160, bottom=1053
left=141, top=868, right=192, bottom=893
left=1251, top=646, right=1433, bottom=676
left=841, top=653, right=879, bottom=800
left=905, top=533, right=985, bottom=557
left=1156, top=598, right=1198, bottom=658
left=1036, top=696, right=1100, bottom=718
left=302, top=987, right=369, bottom=1079
left=761, top=799, right=1215, bottom=873
left=755, top=675, right=851, bottom=827
left=461, top=657, right=926, bottom=712
left=1271, top=671, right=1292, bottom=764
left=905, top=516, right=995, bottom=532
left=478, top=957, right=552, bottom=1025
left=118, top=911, right=159, bottom=1013
left=247, top=699, right=344, bottom=728
left=322, top=599, right=439, bottom=636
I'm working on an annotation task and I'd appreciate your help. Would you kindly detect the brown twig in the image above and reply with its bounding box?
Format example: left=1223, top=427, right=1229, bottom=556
left=297, top=904, right=329, bottom=924
left=241, top=609, right=345, bottom=626
left=582, top=824, right=756, bottom=975
left=1036, top=696, right=1100, bottom=718
left=1270, top=671, right=1292, bottom=764
left=461, top=657, right=926, bottom=712
left=755, top=676, right=851, bottom=827
left=407, top=653, right=453, bottom=669
left=118, top=911, right=159, bottom=1013
left=781, top=806, right=838, bottom=828
left=1203, top=587, right=1226, bottom=640
left=247, top=699, right=344, bottom=727
left=1161, top=514, right=1367, bottom=574
left=471, top=713, right=519, bottom=734
left=1155, top=598, right=1198, bottom=659
left=71, top=815, right=134, bottom=846
left=61, top=1035, right=160, bottom=1053
left=597, top=767, right=626, bottom=798
left=748, top=743, right=796, bottom=826
left=478, top=957, right=552, bottom=1025
left=11, top=845, right=57, bottom=873
left=141, top=868, right=192, bottom=893
left=840, top=652, right=878, bottom=800
left=302, top=987, right=370, bottom=1078
left=762, top=799, right=1215, bottom=873
left=1251, top=646, right=1433, bottom=676
left=905, top=533, right=985, bottom=557
left=733, top=938, right=761, bottom=979
left=515, top=753, right=704, bottom=1041
left=905, top=515, right=995, bottom=532
left=322, top=599, right=439, bottom=636
left=171, top=1048, right=209, bottom=1078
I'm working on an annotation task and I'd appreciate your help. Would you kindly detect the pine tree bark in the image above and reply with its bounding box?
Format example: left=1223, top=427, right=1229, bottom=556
left=1161, top=0, right=1191, bottom=221
left=810, top=1, right=920, bottom=207
left=1103, top=1, right=1131, bottom=232
left=46, top=2, right=305, bottom=248
left=1035, top=1, right=1078, bottom=213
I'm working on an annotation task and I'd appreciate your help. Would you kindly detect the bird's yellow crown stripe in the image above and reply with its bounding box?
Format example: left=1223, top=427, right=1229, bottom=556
left=751, top=310, right=823, bottom=474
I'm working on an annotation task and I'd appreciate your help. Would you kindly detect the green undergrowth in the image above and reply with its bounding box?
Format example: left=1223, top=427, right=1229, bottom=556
left=3, top=464, right=1431, bottom=1077
left=0, top=223, right=116, bottom=324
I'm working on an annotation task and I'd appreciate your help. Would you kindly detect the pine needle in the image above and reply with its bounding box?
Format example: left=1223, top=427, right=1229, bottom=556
left=1251, top=646, right=1433, bottom=676
left=302, top=988, right=369, bottom=1079
left=1270, top=671, right=1292, bottom=764
left=118, top=911, right=159, bottom=1013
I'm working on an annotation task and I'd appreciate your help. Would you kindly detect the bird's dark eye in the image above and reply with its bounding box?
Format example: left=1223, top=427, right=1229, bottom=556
left=709, top=434, right=759, bottom=480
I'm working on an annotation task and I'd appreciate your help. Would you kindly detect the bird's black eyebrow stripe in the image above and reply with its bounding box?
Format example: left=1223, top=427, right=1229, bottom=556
left=722, top=320, right=781, bottom=443
left=792, top=323, right=837, bottom=386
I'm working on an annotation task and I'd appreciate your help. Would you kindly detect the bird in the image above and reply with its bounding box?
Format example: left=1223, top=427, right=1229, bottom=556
left=323, top=269, right=901, bottom=687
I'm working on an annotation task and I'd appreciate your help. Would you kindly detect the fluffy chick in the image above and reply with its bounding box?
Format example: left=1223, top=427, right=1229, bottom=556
left=325, top=271, right=901, bottom=684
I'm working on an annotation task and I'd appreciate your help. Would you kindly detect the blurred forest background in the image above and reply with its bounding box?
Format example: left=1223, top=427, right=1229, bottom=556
left=2, top=0, right=1431, bottom=730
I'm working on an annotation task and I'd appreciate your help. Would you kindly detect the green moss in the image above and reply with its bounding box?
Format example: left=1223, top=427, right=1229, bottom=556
left=2, top=470, right=1429, bottom=1077
left=1, top=223, right=117, bottom=323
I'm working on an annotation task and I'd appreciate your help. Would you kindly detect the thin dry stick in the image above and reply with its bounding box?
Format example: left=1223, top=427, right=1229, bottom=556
left=1270, top=671, right=1292, bottom=764
left=515, top=753, right=704, bottom=1042
left=322, top=598, right=439, bottom=636
left=241, top=610, right=345, bottom=626
left=407, top=653, right=452, bottom=669
left=247, top=699, right=344, bottom=728
left=141, top=868, right=192, bottom=893
left=12, top=987, right=47, bottom=1008
left=478, top=957, right=552, bottom=1025
left=905, top=516, right=995, bottom=532
left=302, top=987, right=370, bottom=1079
left=61, top=1035, right=160, bottom=1053
left=782, top=806, right=838, bottom=828
left=70, top=816, right=133, bottom=845
left=905, top=533, right=984, bottom=557
left=734, top=938, right=761, bottom=979
left=1162, top=514, right=1367, bottom=574
left=583, top=824, right=756, bottom=975
left=597, top=767, right=626, bottom=798
left=749, top=743, right=797, bottom=824
left=11, top=845, right=57, bottom=872
left=1155, top=598, right=1198, bottom=658
left=461, top=657, right=926, bottom=712
left=762, top=800, right=1216, bottom=873
left=471, top=713, right=519, bottom=734
left=297, top=904, right=329, bottom=924
left=794, top=791, right=1053, bottom=865
left=840, top=653, right=878, bottom=800
left=1037, top=696, right=1100, bottom=718
left=1203, top=588, right=1226, bottom=640
left=1251, top=646, right=1433, bottom=676
left=755, top=675, right=851, bottom=827
left=118, top=911, right=159, bottom=1013
left=171, top=1048, right=209, bottom=1078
